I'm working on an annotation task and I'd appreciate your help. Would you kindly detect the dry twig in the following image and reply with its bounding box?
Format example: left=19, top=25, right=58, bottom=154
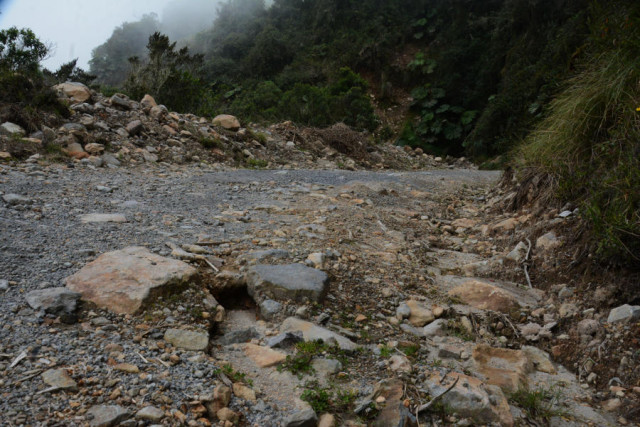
left=416, top=376, right=459, bottom=414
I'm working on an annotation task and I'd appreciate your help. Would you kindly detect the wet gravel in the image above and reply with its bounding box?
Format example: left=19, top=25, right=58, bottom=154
left=0, top=161, right=500, bottom=426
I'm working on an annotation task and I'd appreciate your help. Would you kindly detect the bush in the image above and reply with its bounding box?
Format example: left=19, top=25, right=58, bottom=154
left=278, top=83, right=332, bottom=127
left=516, top=1, right=640, bottom=266
left=0, top=27, right=69, bottom=127
left=0, top=27, right=48, bottom=74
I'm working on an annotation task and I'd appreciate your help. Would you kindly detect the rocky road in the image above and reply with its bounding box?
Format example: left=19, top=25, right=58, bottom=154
left=0, top=161, right=620, bottom=426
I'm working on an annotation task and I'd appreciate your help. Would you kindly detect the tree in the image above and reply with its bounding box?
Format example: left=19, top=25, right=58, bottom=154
left=125, top=32, right=206, bottom=113
left=89, top=14, right=159, bottom=86
left=0, top=27, right=69, bottom=123
left=0, top=27, right=48, bottom=74
left=43, top=58, right=96, bottom=86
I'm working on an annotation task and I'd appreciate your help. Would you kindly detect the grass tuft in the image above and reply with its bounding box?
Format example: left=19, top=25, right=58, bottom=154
left=515, top=5, right=640, bottom=266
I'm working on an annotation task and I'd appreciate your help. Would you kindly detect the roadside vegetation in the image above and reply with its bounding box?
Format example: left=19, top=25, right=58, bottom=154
left=515, top=1, right=640, bottom=267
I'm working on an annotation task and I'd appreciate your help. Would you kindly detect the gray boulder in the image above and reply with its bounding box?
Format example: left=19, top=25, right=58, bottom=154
left=25, top=287, right=80, bottom=321
left=86, top=405, right=131, bottom=427
left=607, top=304, right=640, bottom=324
left=284, top=407, right=317, bottom=427
left=3, top=194, right=32, bottom=206
left=246, top=264, right=329, bottom=303
left=0, top=122, right=26, bottom=136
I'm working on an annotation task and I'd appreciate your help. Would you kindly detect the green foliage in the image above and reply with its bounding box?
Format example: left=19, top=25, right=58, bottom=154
left=0, top=27, right=48, bottom=74
left=517, top=1, right=640, bottom=266
left=124, top=32, right=207, bottom=114
left=300, top=381, right=358, bottom=415
left=214, top=364, right=254, bottom=386
left=445, top=319, right=474, bottom=341
left=199, top=136, right=224, bottom=150
left=85, top=0, right=604, bottom=157
left=400, top=344, right=420, bottom=358
left=43, top=59, right=96, bottom=86
left=89, top=14, right=159, bottom=86
left=246, top=158, right=268, bottom=168
left=379, top=345, right=393, bottom=358
left=226, top=68, right=377, bottom=130
left=400, top=84, right=477, bottom=155
left=301, top=382, right=331, bottom=413
left=0, top=27, right=69, bottom=127
left=278, top=83, right=332, bottom=127
left=279, top=340, right=327, bottom=377
left=279, top=339, right=352, bottom=378
left=509, top=386, right=564, bottom=422
left=229, top=80, right=282, bottom=121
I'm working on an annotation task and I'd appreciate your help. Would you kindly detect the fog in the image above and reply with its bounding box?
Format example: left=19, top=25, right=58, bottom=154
left=0, top=0, right=220, bottom=71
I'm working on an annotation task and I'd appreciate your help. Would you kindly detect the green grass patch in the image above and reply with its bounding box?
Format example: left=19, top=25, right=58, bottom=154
left=509, top=386, right=565, bottom=422
left=300, top=381, right=358, bottom=414
left=214, top=364, right=253, bottom=386
left=379, top=345, right=393, bottom=358
left=246, top=157, right=268, bottom=168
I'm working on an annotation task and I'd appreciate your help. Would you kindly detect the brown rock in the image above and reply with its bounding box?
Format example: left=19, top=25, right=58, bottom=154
left=603, top=398, right=622, bottom=412
left=389, top=354, right=412, bottom=373
left=424, top=371, right=513, bottom=426
left=472, top=344, right=532, bottom=392
left=205, top=385, right=231, bottom=415
left=114, top=363, right=139, bottom=374
left=163, top=125, right=178, bottom=136
left=232, top=383, right=256, bottom=401
left=126, top=120, right=143, bottom=136
left=243, top=343, right=286, bottom=368
left=318, top=414, right=336, bottom=427
left=140, top=94, right=157, bottom=109
left=213, top=114, right=241, bottom=131
left=84, top=143, right=105, bottom=155
left=448, top=280, right=520, bottom=314
left=54, top=82, right=92, bottom=103
left=451, top=218, right=477, bottom=229
left=432, top=306, right=445, bottom=318
left=522, top=346, right=556, bottom=374
left=41, top=368, right=78, bottom=391
left=66, top=141, right=85, bottom=155
left=65, top=246, right=197, bottom=314
left=406, top=300, right=434, bottom=327
left=150, top=105, right=168, bottom=121
left=491, top=217, right=517, bottom=232
left=371, top=379, right=417, bottom=427
left=217, top=407, right=239, bottom=423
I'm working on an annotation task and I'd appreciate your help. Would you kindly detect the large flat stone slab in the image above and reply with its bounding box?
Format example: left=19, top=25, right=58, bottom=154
left=424, top=371, right=513, bottom=426
left=86, top=405, right=131, bottom=427
left=164, top=328, right=209, bottom=351
left=25, top=287, right=80, bottom=316
left=80, top=213, right=127, bottom=223
left=66, top=246, right=197, bottom=314
left=280, top=317, right=357, bottom=351
left=448, top=279, right=520, bottom=314
left=472, top=344, right=533, bottom=393
left=243, top=343, right=287, bottom=367
left=246, top=264, right=329, bottom=303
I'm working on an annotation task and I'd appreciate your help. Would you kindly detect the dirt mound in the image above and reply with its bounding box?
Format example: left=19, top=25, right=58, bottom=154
left=305, top=123, right=370, bottom=161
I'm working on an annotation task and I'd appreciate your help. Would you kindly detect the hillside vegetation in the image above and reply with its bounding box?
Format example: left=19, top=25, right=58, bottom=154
left=516, top=1, right=640, bottom=266
left=1, top=0, right=637, bottom=266
left=86, top=0, right=640, bottom=266
left=89, top=0, right=590, bottom=158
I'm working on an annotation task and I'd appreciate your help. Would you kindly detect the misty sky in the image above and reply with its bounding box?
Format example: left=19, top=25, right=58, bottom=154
left=0, top=0, right=176, bottom=70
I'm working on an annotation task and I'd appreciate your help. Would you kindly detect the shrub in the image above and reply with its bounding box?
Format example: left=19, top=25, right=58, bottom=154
left=516, top=1, right=640, bottom=266
left=0, top=27, right=48, bottom=74
left=0, top=27, right=69, bottom=126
